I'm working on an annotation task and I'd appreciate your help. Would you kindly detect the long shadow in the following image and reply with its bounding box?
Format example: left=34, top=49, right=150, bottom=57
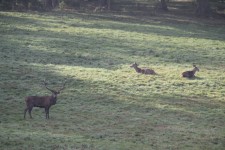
left=1, top=56, right=225, bottom=149
left=183, top=76, right=204, bottom=80
left=1, top=26, right=224, bottom=69
left=0, top=34, right=126, bottom=70
left=0, top=12, right=52, bottom=28
left=46, top=10, right=225, bottom=42
left=2, top=11, right=225, bottom=42
left=1, top=11, right=225, bottom=70
left=13, top=60, right=225, bottom=121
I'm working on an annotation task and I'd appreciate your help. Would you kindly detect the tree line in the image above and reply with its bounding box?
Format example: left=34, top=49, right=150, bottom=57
left=0, top=0, right=224, bottom=17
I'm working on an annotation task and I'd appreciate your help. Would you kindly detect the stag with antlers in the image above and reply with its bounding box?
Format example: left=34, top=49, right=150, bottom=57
left=24, top=80, right=66, bottom=119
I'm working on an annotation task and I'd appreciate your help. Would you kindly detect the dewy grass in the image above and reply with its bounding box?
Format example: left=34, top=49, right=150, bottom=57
left=0, top=11, right=225, bottom=150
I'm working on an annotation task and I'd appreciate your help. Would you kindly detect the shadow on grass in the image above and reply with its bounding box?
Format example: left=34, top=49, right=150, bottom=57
left=0, top=57, right=225, bottom=149
left=183, top=76, right=204, bottom=80
left=49, top=11, right=225, bottom=42
left=49, top=11, right=225, bottom=39
left=1, top=12, right=225, bottom=70
left=1, top=23, right=224, bottom=70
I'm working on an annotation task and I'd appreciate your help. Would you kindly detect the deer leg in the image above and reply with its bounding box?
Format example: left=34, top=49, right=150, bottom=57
left=45, top=108, right=47, bottom=119
left=28, top=108, right=33, bottom=119
left=45, top=108, right=49, bottom=119
left=24, top=108, right=28, bottom=119
left=47, top=110, right=49, bottom=119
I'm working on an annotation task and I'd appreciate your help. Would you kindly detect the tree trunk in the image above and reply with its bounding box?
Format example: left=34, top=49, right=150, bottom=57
left=97, top=0, right=111, bottom=11
left=161, top=0, right=168, bottom=11
left=12, top=0, right=16, bottom=10
left=98, top=0, right=105, bottom=7
left=107, top=0, right=111, bottom=10
left=195, top=0, right=210, bottom=17
left=44, top=0, right=55, bottom=9
left=52, top=0, right=59, bottom=9
left=23, top=0, right=28, bottom=10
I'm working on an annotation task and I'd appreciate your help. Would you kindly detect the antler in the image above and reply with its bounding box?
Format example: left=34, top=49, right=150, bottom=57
left=58, top=80, right=67, bottom=92
left=43, top=79, right=55, bottom=93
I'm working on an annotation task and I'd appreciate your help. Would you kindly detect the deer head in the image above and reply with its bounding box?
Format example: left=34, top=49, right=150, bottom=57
left=193, top=64, right=200, bottom=72
left=130, top=62, right=138, bottom=68
left=43, top=79, right=67, bottom=97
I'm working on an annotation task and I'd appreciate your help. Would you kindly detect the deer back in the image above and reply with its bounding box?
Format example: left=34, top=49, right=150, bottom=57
left=25, top=96, right=55, bottom=108
left=182, top=71, right=194, bottom=78
left=144, top=68, right=156, bottom=75
left=131, top=62, right=156, bottom=75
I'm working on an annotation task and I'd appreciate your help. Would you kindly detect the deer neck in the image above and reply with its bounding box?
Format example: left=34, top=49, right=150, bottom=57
left=192, top=68, right=197, bottom=73
left=51, top=94, right=57, bottom=105
left=52, top=93, right=57, bottom=98
left=134, top=66, right=142, bottom=73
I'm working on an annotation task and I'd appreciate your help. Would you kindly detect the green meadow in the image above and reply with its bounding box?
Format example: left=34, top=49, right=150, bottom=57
left=0, top=11, right=225, bottom=149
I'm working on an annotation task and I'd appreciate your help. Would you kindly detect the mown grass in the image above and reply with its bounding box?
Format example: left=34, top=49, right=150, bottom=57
left=0, top=11, right=225, bottom=150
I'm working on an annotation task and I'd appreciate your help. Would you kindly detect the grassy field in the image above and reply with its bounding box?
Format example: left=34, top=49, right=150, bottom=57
left=0, top=10, right=225, bottom=150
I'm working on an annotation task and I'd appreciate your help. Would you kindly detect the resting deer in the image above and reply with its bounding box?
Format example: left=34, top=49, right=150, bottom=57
left=24, top=80, right=66, bottom=119
left=182, top=65, right=199, bottom=78
left=130, top=62, right=156, bottom=75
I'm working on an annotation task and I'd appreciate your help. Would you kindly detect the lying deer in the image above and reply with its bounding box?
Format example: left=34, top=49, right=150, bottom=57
left=130, top=62, right=156, bottom=75
left=182, top=65, right=199, bottom=78
left=24, top=80, right=66, bottom=119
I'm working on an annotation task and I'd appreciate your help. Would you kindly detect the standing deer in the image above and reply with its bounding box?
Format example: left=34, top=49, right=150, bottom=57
left=24, top=80, right=66, bottom=119
left=130, top=62, right=156, bottom=75
left=182, top=65, right=199, bottom=78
